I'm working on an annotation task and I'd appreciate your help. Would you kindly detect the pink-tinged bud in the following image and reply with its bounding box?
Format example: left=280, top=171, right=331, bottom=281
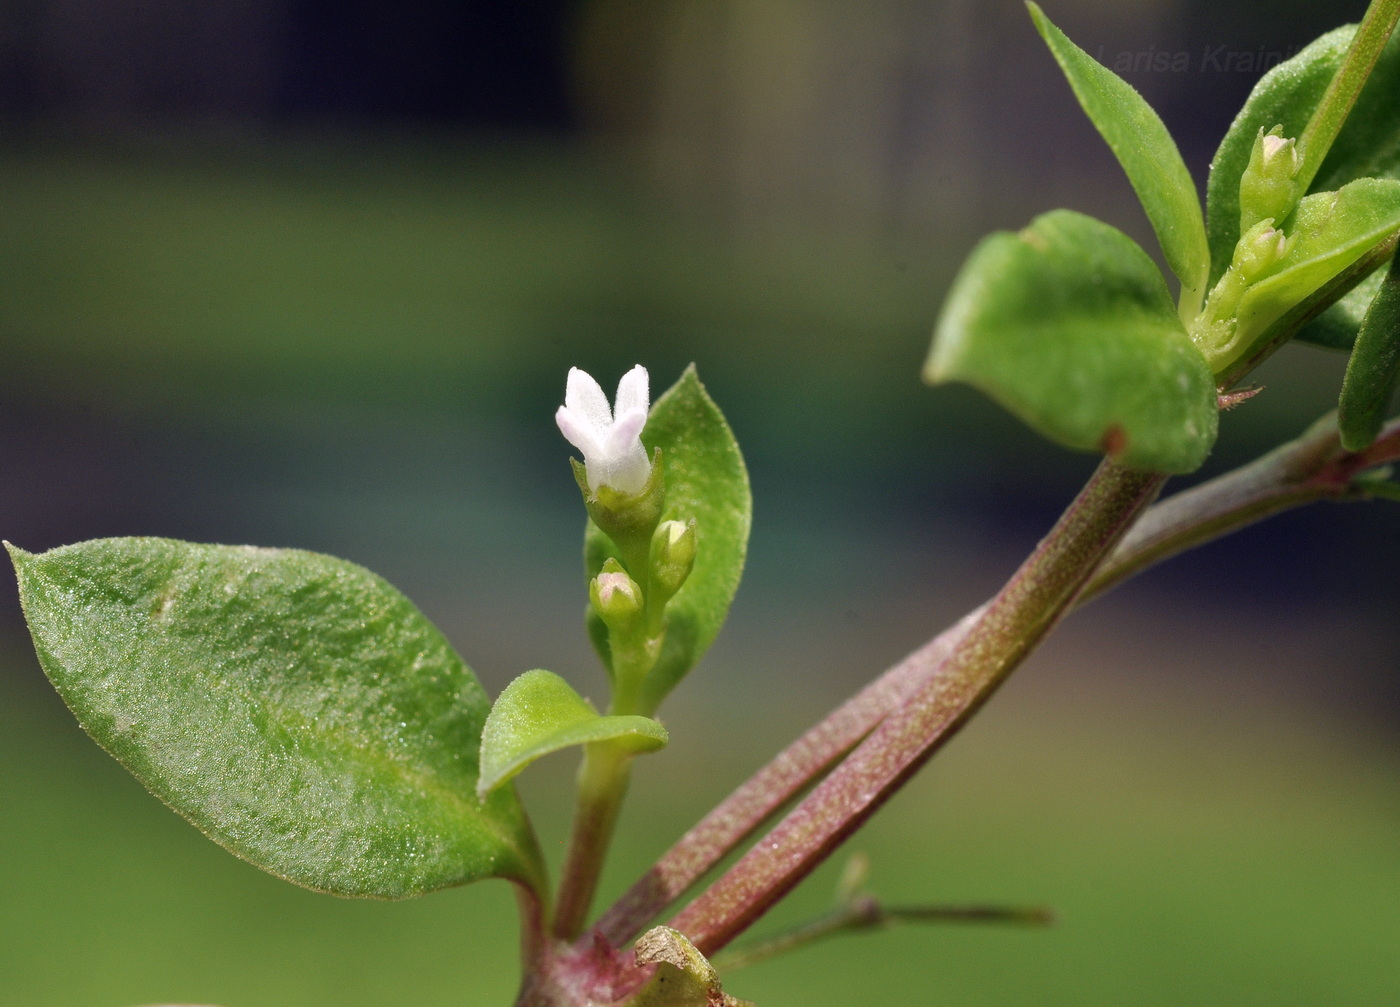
left=1239, top=125, right=1301, bottom=234
left=590, top=559, right=643, bottom=632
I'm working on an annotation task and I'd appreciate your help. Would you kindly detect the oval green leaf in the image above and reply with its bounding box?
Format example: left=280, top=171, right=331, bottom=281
left=1028, top=2, right=1209, bottom=311
left=477, top=670, right=668, bottom=797
left=7, top=537, right=544, bottom=899
left=926, top=209, right=1218, bottom=475
left=585, top=365, right=752, bottom=714
left=1338, top=255, right=1400, bottom=451
left=1233, top=178, right=1400, bottom=355
left=1206, top=26, right=1356, bottom=286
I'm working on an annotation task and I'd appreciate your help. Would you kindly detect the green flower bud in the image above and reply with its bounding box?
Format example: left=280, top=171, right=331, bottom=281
left=589, top=558, right=643, bottom=635
left=1233, top=219, right=1290, bottom=283
left=1239, top=125, right=1301, bottom=233
left=649, top=518, right=697, bottom=602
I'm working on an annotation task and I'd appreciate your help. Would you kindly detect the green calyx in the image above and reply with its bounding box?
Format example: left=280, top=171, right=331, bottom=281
left=572, top=449, right=665, bottom=576
left=1240, top=126, right=1303, bottom=234
left=648, top=519, right=697, bottom=615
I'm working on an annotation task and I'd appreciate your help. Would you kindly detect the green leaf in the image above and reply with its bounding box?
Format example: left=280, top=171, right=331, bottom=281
left=1207, top=26, right=1356, bottom=286
left=7, top=537, right=544, bottom=900
left=477, top=670, right=668, bottom=796
left=586, top=365, right=751, bottom=714
left=1338, top=255, right=1400, bottom=451
left=1028, top=2, right=1209, bottom=311
left=1233, top=178, right=1400, bottom=353
left=926, top=209, right=1218, bottom=475
left=1311, top=14, right=1400, bottom=193
left=1296, top=265, right=1388, bottom=349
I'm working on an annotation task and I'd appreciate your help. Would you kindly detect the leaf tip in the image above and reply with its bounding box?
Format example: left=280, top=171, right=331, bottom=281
left=4, top=540, right=34, bottom=572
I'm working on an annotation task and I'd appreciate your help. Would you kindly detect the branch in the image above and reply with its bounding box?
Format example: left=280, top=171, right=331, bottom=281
left=667, top=460, right=1165, bottom=953
left=596, top=414, right=1400, bottom=947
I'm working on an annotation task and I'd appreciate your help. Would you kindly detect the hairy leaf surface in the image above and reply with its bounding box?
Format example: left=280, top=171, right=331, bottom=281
left=8, top=538, right=543, bottom=899
left=927, top=209, right=1218, bottom=474
left=1029, top=2, right=1209, bottom=308
left=1339, top=256, right=1400, bottom=450
left=478, top=670, right=668, bottom=796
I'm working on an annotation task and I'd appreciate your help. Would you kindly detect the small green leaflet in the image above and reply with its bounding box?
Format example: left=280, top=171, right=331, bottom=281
left=585, top=365, right=751, bottom=715
left=8, top=538, right=544, bottom=899
left=1028, top=2, right=1209, bottom=314
left=1232, top=178, right=1400, bottom=356
left=1338, top=255, right=1400, bottom=451
left=477, top=670, right=668, bottom=797
left=927, top=209, right=1218, bottom=475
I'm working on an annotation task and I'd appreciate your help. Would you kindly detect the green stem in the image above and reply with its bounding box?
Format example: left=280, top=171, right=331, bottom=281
left=667, top=460, right=1164, bottom=955
left=553, top=742, right=634, bottom=941
left=1296, top=0, right=1400, bottom=194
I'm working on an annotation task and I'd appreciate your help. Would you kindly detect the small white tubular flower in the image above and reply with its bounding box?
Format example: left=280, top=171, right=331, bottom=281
left=555, top=365, right=652, bottom=494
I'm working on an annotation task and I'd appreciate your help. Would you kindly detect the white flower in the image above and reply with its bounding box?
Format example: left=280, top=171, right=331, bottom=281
left=555, top=365, right=652, bottom=494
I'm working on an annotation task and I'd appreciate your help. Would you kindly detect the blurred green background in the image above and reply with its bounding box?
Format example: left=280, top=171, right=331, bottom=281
left=1, top=1, right=1397, bottom=1004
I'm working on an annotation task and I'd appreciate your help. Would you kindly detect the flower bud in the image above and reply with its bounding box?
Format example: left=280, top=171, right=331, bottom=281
left=1239, top=125, right=1301, bottom=233
left=1233, top=219, right=1290, bottom=283
left=589, top=559, right=643, bottom=634
left=649, top=518, right=697, bottom=602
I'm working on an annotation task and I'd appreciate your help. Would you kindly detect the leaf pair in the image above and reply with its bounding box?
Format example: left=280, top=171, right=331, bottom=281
left=928, top=4, right=1218, bottom=475
left=930, top=5, right=1400, bottom=470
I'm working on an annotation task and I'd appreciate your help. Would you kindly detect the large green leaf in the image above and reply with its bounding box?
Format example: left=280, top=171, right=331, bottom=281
left=1338, top=255, right=1400, bottom=451
left=926, top=209, right=1218, bottom=474
left=1206, top=26, right=1355, bottom=286
left=477, top=670, right=668, bottom=796
left=1232, top=178, right=1400, bottom=355
left=1028, top=3, right=1209, bottom=311
left=7, top=537, right=544, bottom=899
left=585, top=366, right=751, bottom=714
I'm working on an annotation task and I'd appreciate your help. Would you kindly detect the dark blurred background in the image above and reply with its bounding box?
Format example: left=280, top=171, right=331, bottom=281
left=1, top=1, right=1397, bottom=1005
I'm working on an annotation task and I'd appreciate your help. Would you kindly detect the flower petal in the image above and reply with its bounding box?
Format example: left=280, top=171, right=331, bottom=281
left=605, top=406, right=648, bottom=456
left=556, top=405, right=603, bottom=463
left=565, top=367, right=614, bottom=429
left=614, top=365, right=650, bottom=418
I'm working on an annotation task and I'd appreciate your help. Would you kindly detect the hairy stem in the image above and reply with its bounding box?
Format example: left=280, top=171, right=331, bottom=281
left=668, top=460, right=1164, bottom=954
left=596, top=414, right=1400, bottom=947
left=1296, top=0, right=1400, bottom=194
left=595, top=607, right=981, bottom=945
left=553, top=743, right=634, bottom=941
